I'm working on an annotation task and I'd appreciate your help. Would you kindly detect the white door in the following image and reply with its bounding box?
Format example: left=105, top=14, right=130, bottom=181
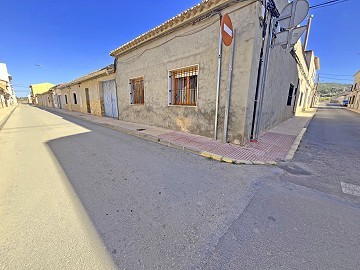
left=103, top=80, right=118, bottom=118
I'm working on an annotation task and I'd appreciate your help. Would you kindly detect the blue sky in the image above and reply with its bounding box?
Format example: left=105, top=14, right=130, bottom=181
left=0, top=0, right=358, bottom=97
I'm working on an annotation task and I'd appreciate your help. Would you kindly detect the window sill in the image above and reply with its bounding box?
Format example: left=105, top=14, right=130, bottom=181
left=168, top=104, right=197, bottom=108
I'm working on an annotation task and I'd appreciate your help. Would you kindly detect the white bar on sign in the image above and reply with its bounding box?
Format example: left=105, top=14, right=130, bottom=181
left=224, top=24, right=233, bottom=37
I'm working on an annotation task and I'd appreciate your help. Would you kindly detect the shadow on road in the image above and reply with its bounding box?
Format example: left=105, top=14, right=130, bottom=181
left=44, top=109, right=274, bottom=269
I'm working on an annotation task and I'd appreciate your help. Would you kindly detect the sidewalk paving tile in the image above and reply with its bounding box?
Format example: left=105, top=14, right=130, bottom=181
left=36, top=105, right=316, bottom=164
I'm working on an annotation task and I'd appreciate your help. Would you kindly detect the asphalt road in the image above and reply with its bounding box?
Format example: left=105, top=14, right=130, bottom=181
left=1, top=104, right=360, bottom=269
left=278, top=104, right=360, bottom=202
left=0, top=105, right=117, bottom=269
left=205, top=104, right=360, bottom=269
left=0, top=105, right=277, bottom=269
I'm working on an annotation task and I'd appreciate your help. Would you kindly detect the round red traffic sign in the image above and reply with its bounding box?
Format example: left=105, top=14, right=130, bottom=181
left=221, top=14, right=233, bottom=46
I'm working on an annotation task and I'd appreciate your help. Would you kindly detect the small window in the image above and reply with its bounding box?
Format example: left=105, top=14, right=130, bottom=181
left=299, top=92, right=303, bottom=106
left=129, top=77, right=144, bottom=104
left=65, top=95, right=68, bottom=104
left=169, top=66, right=198, bottom=106
left=73, top=93, right=78, bottom=104
left=287, top=83, right=294, bottom=106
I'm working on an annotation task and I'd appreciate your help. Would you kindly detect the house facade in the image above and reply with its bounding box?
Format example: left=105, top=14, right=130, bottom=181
left=293, top=43, right=320, bottom=114
left=348, top=70, right=360, bottom=109
left=29, top=82, right=55, bottom=104
left=36, top=90, right=55, bottom=108
left=56, top=65, right=117, bottom=117
left=110, top=0, right=302, bottom=144
left=0, top=63, right=17, bottom=109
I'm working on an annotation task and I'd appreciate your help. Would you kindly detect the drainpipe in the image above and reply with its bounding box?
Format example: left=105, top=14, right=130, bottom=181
left=214, top=13, right=223, bottom=141
left=250, top=0, right=268, bottom=140
left=113, top=59, right=120, bottom=119
left=255, top=16, right=274, bottom=138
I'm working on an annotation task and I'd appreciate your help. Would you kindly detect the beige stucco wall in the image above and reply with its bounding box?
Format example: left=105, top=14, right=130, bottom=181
left=37, top=93, right=54, bottom=108
left=113, top=0, right=301, bottom=144
left=241, top=0, right=299, bottom=139
left=115, top=1, right=261, bottom=144
left=254, top=44, right=299, bottom=136
left=293, top=43, right=318, bottom=114
left=348, top=71, right=360, bottom=109
left=59, top=73, right=115, bottom=116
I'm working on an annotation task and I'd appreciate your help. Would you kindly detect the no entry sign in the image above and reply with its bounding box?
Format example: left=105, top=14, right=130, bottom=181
left=221, top=14, right=233, bottom=46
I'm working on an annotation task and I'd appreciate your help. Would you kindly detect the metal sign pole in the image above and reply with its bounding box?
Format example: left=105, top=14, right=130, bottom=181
left=214, top=25, right=223, bottom=140
left=223, top=29, right=236, bottom=143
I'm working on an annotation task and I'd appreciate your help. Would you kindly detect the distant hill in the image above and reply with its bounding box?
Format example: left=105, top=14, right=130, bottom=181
left=317, top=83, right=352, bottom=97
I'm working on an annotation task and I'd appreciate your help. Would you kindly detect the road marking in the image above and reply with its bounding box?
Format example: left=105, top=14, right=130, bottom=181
left=340, top=181, right=360, bottom=197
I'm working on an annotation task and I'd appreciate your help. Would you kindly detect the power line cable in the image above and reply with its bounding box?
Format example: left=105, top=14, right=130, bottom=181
left=320, top=76, right=353, bottom=80
left=319, top=73, right=353, bottom=77
left=320, top=78, right=353, bottom=81
left=117, top=2, right=256, bottom=64
left=310, top=0, right=350, bottom=9
left=118, top=18, right=218, bottom=64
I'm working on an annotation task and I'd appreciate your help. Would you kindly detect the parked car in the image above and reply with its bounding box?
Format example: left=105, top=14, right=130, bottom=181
left=342, top=100, right=349, bottom=107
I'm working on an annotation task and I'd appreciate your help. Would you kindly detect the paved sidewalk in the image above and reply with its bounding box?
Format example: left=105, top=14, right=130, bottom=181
left=36, top=105, right=316, bottom=165
left=0, top=105, right=18, bottom=129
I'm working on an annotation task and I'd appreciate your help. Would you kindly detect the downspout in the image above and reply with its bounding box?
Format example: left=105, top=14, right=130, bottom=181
left=113, top=58, right=120, bottom=119
left=250, top=0, right=268, bottom=140
left=254, top=16, right=274, bottom=138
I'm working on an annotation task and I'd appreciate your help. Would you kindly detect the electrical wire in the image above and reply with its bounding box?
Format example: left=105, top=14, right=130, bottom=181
left=319, top=73, right=353, bottom=77
left=310, top=0, right=350, bottom=9
left=118, top=18, right=219, bottom=64
left=117, top=1, right=257, bottom=64
left=11, top=84, right=29, bottom=88
left=320, top=77, right=353, bottom=81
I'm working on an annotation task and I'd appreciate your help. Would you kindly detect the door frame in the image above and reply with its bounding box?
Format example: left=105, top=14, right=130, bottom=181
left=85, top=88, right=91, bottom=113
left=102, top=79, right=119, bottom=118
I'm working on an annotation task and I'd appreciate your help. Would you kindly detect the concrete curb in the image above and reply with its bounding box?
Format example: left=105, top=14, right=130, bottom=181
left=283, top=109, right=317, bottom=162
left=0, top=105, right=18, bottom=130
left=199, top=151, right=278, bottom=166
left=38, top=105, right=309, bottom=166
left=37, top=105, right=203, bottom=155
left=346, top=108, right=360, bottom=115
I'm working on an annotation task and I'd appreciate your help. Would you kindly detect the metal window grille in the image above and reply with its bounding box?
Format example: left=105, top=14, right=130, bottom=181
left=130, top=77, right=144, bottom=104
left=169, top=66, right=198, bottom=106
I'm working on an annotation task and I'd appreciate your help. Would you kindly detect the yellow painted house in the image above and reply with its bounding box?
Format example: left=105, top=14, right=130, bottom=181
left=29, top=82, right=55, bottom=96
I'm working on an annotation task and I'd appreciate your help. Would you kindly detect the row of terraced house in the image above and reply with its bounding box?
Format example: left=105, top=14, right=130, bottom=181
left=32, top=0, right=319, bottom=145
left=346, top=70, right=360, bottom=109
left=0, top=63, right=17, bottom=110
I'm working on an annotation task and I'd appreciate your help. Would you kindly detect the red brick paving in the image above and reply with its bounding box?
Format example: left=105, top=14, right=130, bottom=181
left=38, top=105, right=315, bottom=163
left=159, top=131, right=297, bottom=162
